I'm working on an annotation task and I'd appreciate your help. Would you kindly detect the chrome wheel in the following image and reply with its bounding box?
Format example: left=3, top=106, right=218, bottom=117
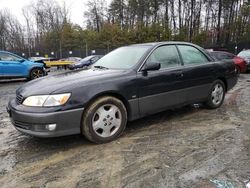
left=92, top=104, right=122, bottom=138
left=32, top=69, right=44, bottom=79
left=211, top=83, right=224, bottom=105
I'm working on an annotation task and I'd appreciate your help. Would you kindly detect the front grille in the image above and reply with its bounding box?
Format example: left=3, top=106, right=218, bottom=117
left=16, top=94, right=24, bottom=105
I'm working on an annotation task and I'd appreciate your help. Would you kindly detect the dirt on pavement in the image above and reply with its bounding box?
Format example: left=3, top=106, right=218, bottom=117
left=0, top=74, right=250, bottom=188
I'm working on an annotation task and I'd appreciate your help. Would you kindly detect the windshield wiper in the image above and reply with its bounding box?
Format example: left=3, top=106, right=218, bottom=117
left=93, top=65, right=109, bottom=69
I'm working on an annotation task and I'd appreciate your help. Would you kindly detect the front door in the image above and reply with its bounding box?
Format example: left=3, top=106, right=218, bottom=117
left=0, top=52, right=26, bottom=77
left=137, top=45, right=186, bottom=116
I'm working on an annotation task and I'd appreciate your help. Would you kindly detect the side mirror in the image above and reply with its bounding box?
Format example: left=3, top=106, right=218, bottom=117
left=142, top=62, right=161, bottom=71
left=19, top=59, right=25, bottom=63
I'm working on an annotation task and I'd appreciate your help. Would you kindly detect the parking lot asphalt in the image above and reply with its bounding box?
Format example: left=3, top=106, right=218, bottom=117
left=0, top=73, right=250, bottom=188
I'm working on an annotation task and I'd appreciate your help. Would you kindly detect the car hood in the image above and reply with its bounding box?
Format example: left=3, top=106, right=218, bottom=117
left=17, top=68, right=129, bottom=97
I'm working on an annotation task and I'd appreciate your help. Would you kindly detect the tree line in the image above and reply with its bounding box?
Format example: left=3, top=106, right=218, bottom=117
left=0, top=0, right=250, bottom=57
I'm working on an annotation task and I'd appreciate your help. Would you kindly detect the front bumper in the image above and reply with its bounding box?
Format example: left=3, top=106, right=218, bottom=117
left=7, top=100, right=83, bottom=137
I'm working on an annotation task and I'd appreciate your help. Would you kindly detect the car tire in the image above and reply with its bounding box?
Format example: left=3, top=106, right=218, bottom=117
left=29, top=68, right=45, bottom=80
left=82, top=96, right=127, bottom=144
left=205, top=80, right=225, bottom=109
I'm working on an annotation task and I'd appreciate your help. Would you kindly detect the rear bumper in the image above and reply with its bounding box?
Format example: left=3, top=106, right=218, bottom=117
left=227, top=75, right=238, bottom=91
left=7, top=100, right=83, bottom=137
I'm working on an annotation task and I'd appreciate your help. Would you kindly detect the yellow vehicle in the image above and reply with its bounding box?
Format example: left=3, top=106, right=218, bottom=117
left=44, top=61, right=74, bottom=68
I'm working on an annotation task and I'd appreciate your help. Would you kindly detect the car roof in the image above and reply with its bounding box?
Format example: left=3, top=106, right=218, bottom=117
left=129, top=41, right=199, bottom=47
left=0, top=50, right=24, bottom=58
left=0, top=50, right=14, bottom=54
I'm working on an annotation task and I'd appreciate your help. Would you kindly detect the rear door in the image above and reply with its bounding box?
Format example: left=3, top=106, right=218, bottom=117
left=137, top=45, right=187, bottom=116
left=176, top=45, right=216, bottom=103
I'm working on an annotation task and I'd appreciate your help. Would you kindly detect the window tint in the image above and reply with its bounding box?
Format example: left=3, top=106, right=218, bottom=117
left=218, top=53, right=234, bottom=60
left=0, top=52, right=22, bottom=61
left=146, top=45, right=181, bottom=69
left=178, top=45, right=209, bottom=65
left=211, top=52, right=234, bottom=60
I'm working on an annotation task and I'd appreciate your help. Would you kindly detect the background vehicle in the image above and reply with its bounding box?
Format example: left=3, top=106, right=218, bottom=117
left=68, top=55, right=103, bottom=70
left=28, top=57, right=57, bottom=69
left=238, top=49, right=250, bottom=71
left=60, top=57, right=82, bottom=63
left=209, top=51, right=247, bottom=73
left=29, top=57, right=59, bottom=62
left=0, top=51, right=46, bottom=80
left=8, top=42, right=238, bottom=143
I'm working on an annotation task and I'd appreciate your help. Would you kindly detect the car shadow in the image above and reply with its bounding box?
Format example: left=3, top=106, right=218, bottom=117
left=0, top=78, right=27, bottom=84
left=5, top=104, right=208, bottom=167
left=15, top=104, right=204, bottom=150
left=126, top=104, right=203, bottom=132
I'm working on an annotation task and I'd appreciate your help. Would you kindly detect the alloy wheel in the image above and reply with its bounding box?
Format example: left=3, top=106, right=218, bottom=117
left=211, top=83, right=224, bottom=105
left=32, top=69, right=44, bottom=79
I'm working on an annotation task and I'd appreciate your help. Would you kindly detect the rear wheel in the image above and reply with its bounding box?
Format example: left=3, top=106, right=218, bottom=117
left=82, top=96, right=127, bottom=144
left=29, top=68, right=44, bottom=80
left=205, top=80, right=225, bottom=109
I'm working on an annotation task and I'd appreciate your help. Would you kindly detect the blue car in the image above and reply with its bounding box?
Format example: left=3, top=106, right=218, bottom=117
left=0, top=51, right=46, bottom=80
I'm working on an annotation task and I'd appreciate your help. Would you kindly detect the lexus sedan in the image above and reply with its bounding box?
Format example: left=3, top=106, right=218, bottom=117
left=68, top=55, right=103, bottom=70
left=209, top=51, right=247, bottom=73
left=0, top=51, right=46, bottom=80
left=7, top=42, right=238, bottom=143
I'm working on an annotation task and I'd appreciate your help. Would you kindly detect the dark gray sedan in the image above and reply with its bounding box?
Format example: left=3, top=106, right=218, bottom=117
left=7, top=42, right=238, bottom=143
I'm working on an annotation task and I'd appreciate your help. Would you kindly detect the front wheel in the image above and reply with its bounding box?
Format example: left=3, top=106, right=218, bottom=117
left=82, top=96, right=127, bottom=144
left=205, top=80, right=225, bottom=109
left=29, top=68, right=45, bottom=80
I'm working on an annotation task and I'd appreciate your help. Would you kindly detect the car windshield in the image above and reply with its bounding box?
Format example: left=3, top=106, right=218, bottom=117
left=238, top=50, right=250, bottom=58
left=92, top=46, right=150, bottom=69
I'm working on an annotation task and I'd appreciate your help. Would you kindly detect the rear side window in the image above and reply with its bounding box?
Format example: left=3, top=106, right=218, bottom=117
left=178, top=45, right=209, bottom=65
left=215, top=52, right=234, bottom=60
left=146, top=45, right=181, bottom=69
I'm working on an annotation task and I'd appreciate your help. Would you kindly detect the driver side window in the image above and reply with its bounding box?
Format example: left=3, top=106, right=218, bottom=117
left=146, top=45, right=181, bottom=69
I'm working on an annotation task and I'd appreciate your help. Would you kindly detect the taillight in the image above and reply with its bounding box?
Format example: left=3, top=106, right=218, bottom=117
left=234, top=57, right=246, bottom=65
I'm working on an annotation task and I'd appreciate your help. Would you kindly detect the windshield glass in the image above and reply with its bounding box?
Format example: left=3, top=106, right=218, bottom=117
left=238, top=50, right=250, bottom=58
left=93, top=46, right=150, bottom=69
left=81, top=56, right=94, bottom=62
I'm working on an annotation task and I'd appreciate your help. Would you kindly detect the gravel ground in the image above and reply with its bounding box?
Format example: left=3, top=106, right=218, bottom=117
left=0, top=72, right=250, bottom=188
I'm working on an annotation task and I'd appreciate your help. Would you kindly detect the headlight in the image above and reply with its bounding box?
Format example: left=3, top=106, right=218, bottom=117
left=22, top=93, right=71, bottom=107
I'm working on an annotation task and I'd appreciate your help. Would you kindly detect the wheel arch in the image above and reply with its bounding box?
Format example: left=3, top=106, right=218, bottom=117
left=83, top=91, right=131, bottom=120
left=217, top=77, right=228, bottom=91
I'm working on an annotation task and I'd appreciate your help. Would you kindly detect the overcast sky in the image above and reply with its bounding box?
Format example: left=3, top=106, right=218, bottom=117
left=0, top=0, right=110, bottom=27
